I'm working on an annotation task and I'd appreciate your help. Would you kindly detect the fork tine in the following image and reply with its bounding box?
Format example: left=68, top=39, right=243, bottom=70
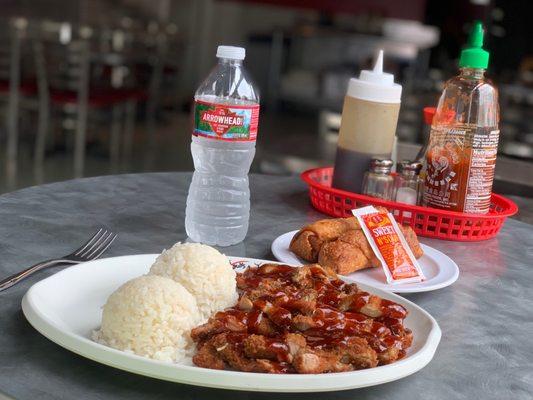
left=73, top=228, right=105, bottom=256
left=79, top=231, right=113, bottom=258
left=85, top=233, right=117, bottom=260
left=87, top=233, right=117, bottom=260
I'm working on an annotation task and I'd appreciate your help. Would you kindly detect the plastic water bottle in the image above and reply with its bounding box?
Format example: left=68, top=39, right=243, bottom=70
left=185, top=45, right=260, bottom=246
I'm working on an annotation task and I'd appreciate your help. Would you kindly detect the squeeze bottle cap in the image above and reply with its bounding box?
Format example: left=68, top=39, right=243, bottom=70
left=216, top=45, right=245, bottom=60
left=459, top=21, right=489, bottom=69
left=346, top=50, right=402, bottom=104
left=423, top=107, right=436, bottom=125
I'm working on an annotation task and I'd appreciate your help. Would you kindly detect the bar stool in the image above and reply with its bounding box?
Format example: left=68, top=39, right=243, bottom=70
left=0, top=18, right=48, bottom=188
left=39, top=22, right=148, bottom=177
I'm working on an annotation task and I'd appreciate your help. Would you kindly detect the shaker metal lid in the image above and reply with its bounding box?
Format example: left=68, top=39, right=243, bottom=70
left=398, top=160, right=423, bottom=174
left=370, top=158, right=394, bottom=173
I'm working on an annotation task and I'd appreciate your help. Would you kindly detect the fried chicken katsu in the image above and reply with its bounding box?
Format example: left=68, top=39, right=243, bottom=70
left=191, top=263, right=412, bottom=374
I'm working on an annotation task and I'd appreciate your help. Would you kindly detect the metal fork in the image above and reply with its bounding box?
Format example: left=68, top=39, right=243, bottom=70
left=0, top=228, right=117, bottom=292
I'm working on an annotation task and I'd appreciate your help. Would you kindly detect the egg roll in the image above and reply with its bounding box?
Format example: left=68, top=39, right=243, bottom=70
left=318, top=225, right=423, bottom=275
left=289, top=217, right=360, bottom=262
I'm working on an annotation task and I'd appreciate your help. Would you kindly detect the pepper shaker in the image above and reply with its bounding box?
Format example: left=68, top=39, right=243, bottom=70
left=362, top=159, right=394, bottom=200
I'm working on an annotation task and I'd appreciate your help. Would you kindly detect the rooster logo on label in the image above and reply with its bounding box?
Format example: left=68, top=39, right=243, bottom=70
left=427, top=142, right=459, bottom=188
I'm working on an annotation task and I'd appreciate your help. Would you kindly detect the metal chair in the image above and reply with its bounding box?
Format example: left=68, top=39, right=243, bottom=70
left=0, top=18, right=50, bottom=188
left=39, top=22, right=147, bottom=177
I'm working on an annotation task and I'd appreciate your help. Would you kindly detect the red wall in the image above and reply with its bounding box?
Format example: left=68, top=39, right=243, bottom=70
left=223, top=0, right=427, bottom=22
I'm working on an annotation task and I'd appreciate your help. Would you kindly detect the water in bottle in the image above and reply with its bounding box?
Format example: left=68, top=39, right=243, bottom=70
left=185, top=45, right=260, bottom=246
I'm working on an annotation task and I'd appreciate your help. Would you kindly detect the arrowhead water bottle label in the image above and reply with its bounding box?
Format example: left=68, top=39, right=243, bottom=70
left=193, top=100, right=259, bottom=141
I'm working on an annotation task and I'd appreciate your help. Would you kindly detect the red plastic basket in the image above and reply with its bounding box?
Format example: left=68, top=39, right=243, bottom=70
left=301, top=167, right=518, bottom=242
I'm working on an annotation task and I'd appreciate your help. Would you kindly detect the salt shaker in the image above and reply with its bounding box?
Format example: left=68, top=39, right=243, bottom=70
left=394, top=161, right=423, bottom=205
left=362, top=159, right=394, bottom=200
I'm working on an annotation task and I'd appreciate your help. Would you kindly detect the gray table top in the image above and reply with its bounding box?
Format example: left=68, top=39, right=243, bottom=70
left=0, top=172, right=531, bottom=400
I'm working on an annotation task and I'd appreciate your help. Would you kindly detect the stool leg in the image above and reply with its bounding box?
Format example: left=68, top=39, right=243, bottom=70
left=74, top=102, right=88, bottom=178
left=110, top=104, right=123, bottom=173
left=122, top=99, right=136, bottom=167
left=146, top=65, right=162, bottom=147
left=6, top=32, right=21, bottom=190
left=33, top=41, right=50, bottom=184
left=74, top=40, right=90, bottom=178
left=33, top=100, right=49, bottom=184
left=145, top=37, right=164, bottom=169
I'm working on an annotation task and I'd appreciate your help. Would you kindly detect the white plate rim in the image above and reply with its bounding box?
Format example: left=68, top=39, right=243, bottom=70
left=271, top=230, right=459, bottom=294
left=22, top=254, right=442, bottom=393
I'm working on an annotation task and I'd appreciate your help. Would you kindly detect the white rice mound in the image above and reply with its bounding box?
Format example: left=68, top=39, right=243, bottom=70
left=95, top=275, right=201, bottom=363
left=149, top=242, right=238, bottom=320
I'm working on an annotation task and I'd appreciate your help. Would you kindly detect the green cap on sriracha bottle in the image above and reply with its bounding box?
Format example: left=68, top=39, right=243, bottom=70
left=459, top=21, right=490, bottom=69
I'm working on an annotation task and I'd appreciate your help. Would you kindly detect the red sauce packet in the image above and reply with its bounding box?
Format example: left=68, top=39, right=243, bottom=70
left=353, top=206, right=425, bottom=284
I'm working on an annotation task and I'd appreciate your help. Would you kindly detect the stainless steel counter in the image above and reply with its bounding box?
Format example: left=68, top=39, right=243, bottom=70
left=0, top=172, right=531, bottom=399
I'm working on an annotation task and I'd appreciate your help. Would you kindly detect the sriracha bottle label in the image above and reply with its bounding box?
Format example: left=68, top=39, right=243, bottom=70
left=193, top=100, right=259, bottom=141
left=424, top=123, right=499, bottom=213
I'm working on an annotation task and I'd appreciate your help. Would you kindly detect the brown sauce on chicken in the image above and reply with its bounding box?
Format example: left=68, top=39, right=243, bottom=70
left=191, top=263, right=412, bottom=374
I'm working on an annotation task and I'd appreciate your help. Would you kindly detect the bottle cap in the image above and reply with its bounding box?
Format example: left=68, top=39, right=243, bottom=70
left=346, top=50, right=402, bottom=103
left=459, top=21, right=489, bottom=69
left=370, top=158, right=394, bottom=174
left=423, top=107, right=436, bottom=125
left=216, top=45, right=245, bottom=60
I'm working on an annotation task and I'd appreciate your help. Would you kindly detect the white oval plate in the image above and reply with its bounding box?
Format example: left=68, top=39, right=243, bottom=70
left=22, top=254, right=441, bottom=393
left=271, top=231, right=459, bottom=294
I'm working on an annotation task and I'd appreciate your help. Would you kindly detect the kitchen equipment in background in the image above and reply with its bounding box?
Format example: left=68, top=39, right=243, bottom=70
left=332, top=50, right=402, bottom=193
